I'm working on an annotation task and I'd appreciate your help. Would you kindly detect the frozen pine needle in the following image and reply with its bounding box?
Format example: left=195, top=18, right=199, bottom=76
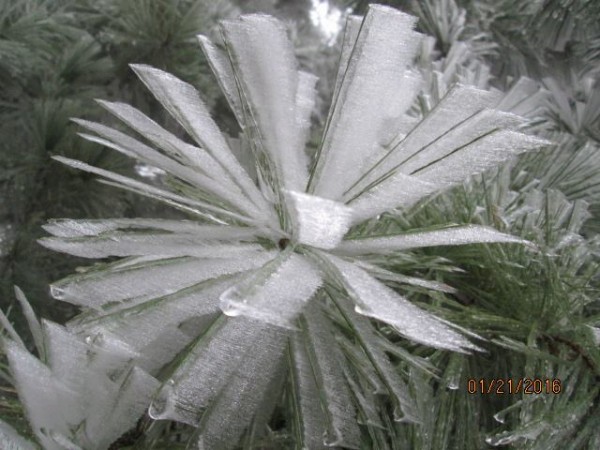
left=31, top=4, right=548, bottom=448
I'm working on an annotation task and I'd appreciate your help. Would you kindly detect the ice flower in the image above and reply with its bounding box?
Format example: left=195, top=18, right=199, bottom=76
left=39, top=5, right=546, bottom=448
left=1, top=288, right=158, bottom=450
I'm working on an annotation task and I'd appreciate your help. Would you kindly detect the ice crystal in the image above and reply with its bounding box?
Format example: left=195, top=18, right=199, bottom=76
left=36, top=4, right=547, bottom=448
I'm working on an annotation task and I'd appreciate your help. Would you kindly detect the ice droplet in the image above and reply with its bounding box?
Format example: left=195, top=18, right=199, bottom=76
left=49, top=285, right=65, bottom=300
left=148, top=395, right=170, bottom=420
left=485, top=435, right=518, bottom=446
left=447, top=379, right=459, bottom=390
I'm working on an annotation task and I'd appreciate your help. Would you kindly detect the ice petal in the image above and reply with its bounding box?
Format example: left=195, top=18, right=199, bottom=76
left=149, top=316, right=286, bottom=427
left=298, top=301, right=361, bottom=448
left=322, top=254, right=479, bottom=352
left=220, top=251, right=322, bottom=328
left=74, top=117, right=260, bottom=219
left=52, top=156, right=253, bottom=225
left=220, top=15, right=308, bottom=193
left=348, top=173, right=439, bottom=224
left=311, top=5, right=423, bottom=199
left=347, top=84, right=503, bottom=197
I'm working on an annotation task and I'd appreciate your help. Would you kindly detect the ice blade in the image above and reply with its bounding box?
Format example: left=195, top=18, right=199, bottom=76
left=43, top=218, right=259, bottom=240
left=49, top=252, right=274, bottom=309
left=39, top=232, right=266, bottom=259
left=298, top=301, right=361, bottom=448
left=337, top=225, right=530, bottom=256
left=348, top=173, right=439, bottom=224
left=0, top=419, right=37, bottom=450
left=74, top=118, right=260, bottom=219
left=415, top=131, right=550, bottom=186
left=349, top=84, right=503, bottom=196
left=130, top=64, right=271, bottom=216
left=52, top=156, right=254, bottom=225
left=149, top=316, right=286, bottom=427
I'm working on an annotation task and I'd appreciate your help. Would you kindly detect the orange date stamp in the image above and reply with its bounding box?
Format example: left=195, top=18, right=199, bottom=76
left=466, top=378, right=562, bottom=395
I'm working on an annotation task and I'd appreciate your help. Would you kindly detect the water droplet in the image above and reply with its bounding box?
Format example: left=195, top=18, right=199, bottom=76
left=84, top=335, right=93, bottom=344
left=50, top=285, right=65, bottom=300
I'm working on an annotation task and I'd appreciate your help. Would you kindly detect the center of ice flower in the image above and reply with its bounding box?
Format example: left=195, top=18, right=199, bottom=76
left=285, top=190, right=354, bottom=250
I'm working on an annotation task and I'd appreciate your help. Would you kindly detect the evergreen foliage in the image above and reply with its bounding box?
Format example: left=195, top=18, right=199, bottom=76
left=1, top=0, right=599, bottom=449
